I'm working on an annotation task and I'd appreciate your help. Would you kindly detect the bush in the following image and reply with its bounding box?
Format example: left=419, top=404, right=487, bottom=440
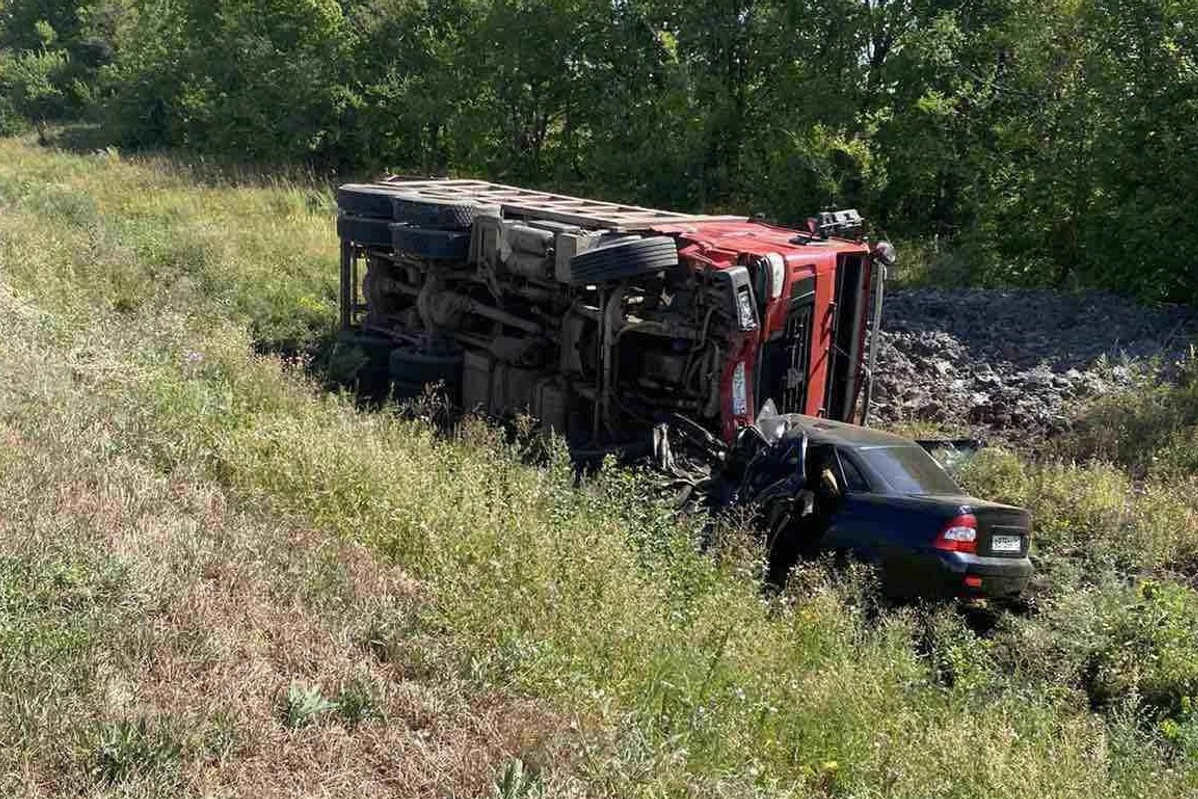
left=959, top=448, right=1198, bottom=576
left=1063, top=356, right=1198, bottom=479
left=1000, top=579, right=1198, bottom=721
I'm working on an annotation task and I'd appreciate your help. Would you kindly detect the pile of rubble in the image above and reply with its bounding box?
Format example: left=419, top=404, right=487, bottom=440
left=868, top=289, right=1197, bottom=440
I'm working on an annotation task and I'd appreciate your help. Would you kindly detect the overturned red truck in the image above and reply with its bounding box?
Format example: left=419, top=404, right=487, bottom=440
left=334, top=179, right=895, bottom=446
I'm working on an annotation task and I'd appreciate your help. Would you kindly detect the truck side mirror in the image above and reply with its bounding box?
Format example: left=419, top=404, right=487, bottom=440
left=872, top=240, right=897, bottom=266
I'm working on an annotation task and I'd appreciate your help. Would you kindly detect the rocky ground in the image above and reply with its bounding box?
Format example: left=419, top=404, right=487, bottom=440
left=868, top=288, right=1198, bottom=442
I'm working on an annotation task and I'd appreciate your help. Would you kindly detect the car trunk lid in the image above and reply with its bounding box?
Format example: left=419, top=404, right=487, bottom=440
left=971, top=503, right=1031, bottom=557
left=918, top=495, right=1032, bottom=557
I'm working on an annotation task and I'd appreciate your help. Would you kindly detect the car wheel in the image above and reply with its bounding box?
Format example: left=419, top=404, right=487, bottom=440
left=391, top=225, right=472, bottom=261
left=337, top=184, right=406, bottom=219
left=392, top=194, right=500, bottom=230
left=568, top=236, right=679, bottom=285
left=761, top=500, right=801, bottom=587
left=337, top=214, right=394, bottom=247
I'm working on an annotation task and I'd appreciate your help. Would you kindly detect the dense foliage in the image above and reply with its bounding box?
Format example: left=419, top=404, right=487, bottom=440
left=3, top=0, right=1197, bottom=299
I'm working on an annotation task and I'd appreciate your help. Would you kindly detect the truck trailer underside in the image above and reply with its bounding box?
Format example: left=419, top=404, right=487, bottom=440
left=334, top=178, right=886, bottom=447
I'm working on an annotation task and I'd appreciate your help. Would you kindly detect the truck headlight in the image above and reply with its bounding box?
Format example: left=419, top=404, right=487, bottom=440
left=732, top=361, right=748, bottom=416
left=736, top=287, right=756, bottom=330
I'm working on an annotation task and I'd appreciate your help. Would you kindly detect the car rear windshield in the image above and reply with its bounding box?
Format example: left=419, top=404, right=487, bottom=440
left=859, top=445, right=962, bottom=495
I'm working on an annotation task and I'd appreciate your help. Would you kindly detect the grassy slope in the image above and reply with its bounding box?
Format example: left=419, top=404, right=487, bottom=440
left=1, top=136, right=1197, bottom=797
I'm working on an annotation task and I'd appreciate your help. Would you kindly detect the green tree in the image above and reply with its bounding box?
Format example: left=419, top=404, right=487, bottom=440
left=101, top=0, right=351, bottom=163
left=0, top=17, right=71, bottom=133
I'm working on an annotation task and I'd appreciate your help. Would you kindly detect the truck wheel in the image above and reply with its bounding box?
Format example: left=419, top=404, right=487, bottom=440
left=330, top=331, right=395, bottom=396
left=337, top=214, right=394, bottom=247
left=392, top=225, right=472, bottom=261
left=392, top=195, right=500, bottom=230
left=337, top=184, right=406, bottom=219
left=568, top=236, right=679, bottom=285
left=389, top=347, right=464, bottom=386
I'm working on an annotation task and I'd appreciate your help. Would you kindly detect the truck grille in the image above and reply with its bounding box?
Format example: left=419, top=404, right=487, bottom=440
left=759, top=279, right=814, bottom=414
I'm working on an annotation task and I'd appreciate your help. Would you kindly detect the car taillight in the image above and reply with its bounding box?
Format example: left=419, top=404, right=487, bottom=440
left=934, top=513, right=978, bottom=553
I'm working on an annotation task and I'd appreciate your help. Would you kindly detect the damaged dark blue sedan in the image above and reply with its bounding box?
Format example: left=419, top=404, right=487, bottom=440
left=671, top=407, right=1034, bottom=599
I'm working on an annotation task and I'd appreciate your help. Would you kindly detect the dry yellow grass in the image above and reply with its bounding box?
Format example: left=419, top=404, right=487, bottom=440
left=0, top=286, right=575, bottom=797
left=1, top=425, right=577, bottom=798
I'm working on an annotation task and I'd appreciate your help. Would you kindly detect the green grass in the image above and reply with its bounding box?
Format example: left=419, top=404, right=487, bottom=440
left=2, top=135, right=1198, bottom=797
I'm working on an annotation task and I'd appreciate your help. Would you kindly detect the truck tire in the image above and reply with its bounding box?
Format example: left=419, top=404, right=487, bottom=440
left=392, top=194, right=500, bottom=230
left=337, top=184, right=406, bottom=219
left=392, top=225, right=471, bottom=261
left=568, top=236, right=679, bottom=285
left=337, top=214, right=394, bottom=247
left=389, top=347, right=464, bottom=400
left=330, top=331, right=395, bottom=397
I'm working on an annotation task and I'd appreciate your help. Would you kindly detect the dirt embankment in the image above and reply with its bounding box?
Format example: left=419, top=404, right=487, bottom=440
left=869, top=289, right=1198, bottom=442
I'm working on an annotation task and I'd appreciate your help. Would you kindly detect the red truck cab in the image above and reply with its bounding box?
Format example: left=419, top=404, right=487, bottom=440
left=653, top=218, right=877, bottom=440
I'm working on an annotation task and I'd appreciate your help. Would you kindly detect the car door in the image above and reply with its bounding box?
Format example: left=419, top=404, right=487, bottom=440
left=821, top=448, right=896, bottom=564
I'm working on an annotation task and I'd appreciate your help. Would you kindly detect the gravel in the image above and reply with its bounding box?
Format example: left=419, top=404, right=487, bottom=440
left=868, top=289, right=1198, bottom=441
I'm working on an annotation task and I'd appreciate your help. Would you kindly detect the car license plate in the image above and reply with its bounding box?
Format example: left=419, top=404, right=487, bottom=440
left=991, top=535, right=1022, bottom=553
